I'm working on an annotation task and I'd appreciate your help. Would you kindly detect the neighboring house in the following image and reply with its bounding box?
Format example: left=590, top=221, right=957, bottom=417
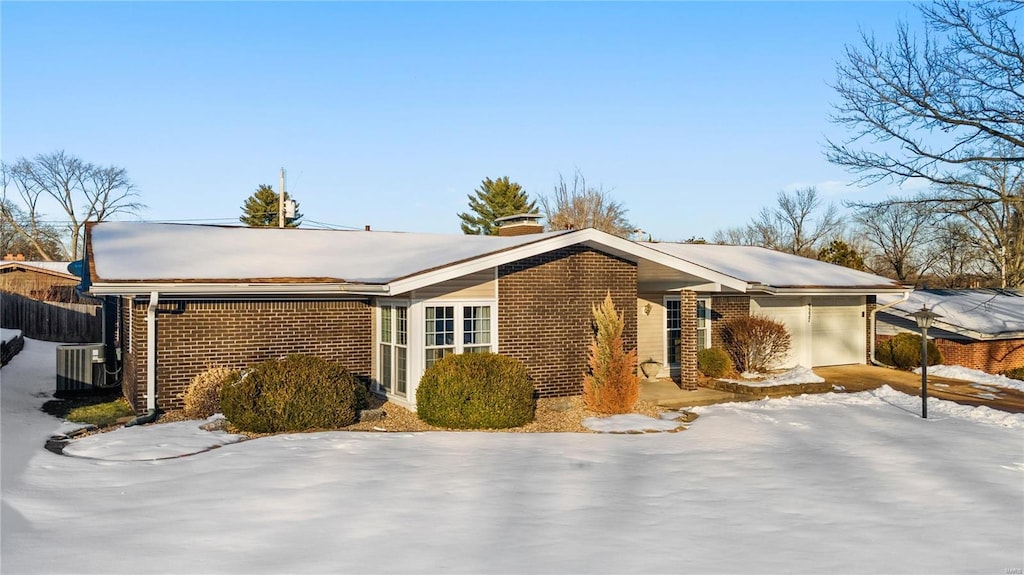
left=84, top=221, right=909, bottom=414
left=0, top=260, right=79, bottom=301
left=876, top=289, right=1024, bottom=373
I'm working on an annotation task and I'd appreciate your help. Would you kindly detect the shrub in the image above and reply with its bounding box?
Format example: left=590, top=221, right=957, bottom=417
left=583, top=293, right=640, bottom=414
left=1002, top=367, right=1024, bottom=381
left=416, top=353, right=534, bottom=429
left=179, top=367, right=240, bottom=419
left=876, top=333, right=943, bottom=369
left=697, top=347, right=733, bottom=378
left=220, top=354, right=368, bottom=433
left=721, top=315, right=791, bottom=372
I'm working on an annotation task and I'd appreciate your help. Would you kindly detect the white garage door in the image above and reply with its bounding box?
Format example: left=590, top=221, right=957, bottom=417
left=810, top=296, right=866, bottom=366
left=752, top=297, right=810, bottom=369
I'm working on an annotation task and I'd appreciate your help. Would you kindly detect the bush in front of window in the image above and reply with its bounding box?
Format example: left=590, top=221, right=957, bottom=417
left=697, top=347, right=733, bottom=378
left=876, top=333, right=943, bottom=370
left=720, top=315, right=791, bottom=372
left=178, top=366, right=240, bottom=419
left=584, top=293, right=640, bottom=414
left=416, top=353, right=535, bottom=429
left=220, top=354, right=369, bottom=433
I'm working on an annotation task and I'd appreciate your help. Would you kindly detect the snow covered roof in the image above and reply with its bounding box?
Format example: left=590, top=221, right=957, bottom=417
left=639, top=242, right=906, bottom=291
left=88, top=222, right=570, bottom=285
left=877, top=289, right=1024, bottom=340
left=0, top=260, right=76, bottom=278
left=85, top=222, right=909, bottom=297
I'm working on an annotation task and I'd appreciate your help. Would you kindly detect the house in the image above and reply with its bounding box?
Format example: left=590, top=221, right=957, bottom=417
left=876, top=289, right=1024, bottom=373
left=0, top=259, right=80, bottom=301
left=83, top=221, right=909, bottom=414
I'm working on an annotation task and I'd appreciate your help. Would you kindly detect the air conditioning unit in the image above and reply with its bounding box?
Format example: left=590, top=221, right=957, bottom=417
left=56, top=343, right=107, bottom=392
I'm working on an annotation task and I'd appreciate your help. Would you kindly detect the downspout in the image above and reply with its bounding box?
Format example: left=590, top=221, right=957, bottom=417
left=126, top=291, right=160, bottom=426
left=870, top=291, right=911, bottom=367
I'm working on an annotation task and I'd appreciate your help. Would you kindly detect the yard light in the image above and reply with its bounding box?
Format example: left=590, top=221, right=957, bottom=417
left=910, top=305, right=941, bottom=419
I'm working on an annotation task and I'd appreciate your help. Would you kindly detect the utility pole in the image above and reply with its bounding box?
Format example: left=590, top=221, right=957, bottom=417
left=279, top=167, right=286, bottom=228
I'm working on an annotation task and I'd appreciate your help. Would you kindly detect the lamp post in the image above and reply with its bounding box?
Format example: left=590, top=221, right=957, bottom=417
left=910, top=305, right=941, bottom=419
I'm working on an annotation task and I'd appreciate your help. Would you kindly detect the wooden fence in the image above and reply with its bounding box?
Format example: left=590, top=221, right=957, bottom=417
left=0, top=291, right=102, bottom=343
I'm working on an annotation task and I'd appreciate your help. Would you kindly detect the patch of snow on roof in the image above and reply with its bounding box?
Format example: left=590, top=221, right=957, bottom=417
left=640, top=242, right=904, bottom=289
left=0, top=261, right=75, bottom=275
left=878, top=289, right=1024, bottom=337
left=90, top=222, right=567, bottom=283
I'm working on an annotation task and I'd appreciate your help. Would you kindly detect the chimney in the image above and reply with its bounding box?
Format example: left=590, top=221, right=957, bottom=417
left=364, top=225, right=371, bottom=231
left=3, top=254, right=12, bottom=261
left=15, top=254, right=25, bottom=261
left=495, top=213, right=544, bottom=237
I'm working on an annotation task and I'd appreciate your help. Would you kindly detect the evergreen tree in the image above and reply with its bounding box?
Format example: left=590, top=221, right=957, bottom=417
left=817, top=239, right=866, bottom=271
left=583, top=293, right=639, bottom=414
left=459, top=177, right=535, bottom=235
left=239, top=184, right=302, bottom=227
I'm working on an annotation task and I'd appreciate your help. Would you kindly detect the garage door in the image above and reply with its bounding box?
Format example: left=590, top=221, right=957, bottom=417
left=811, top=296, right=865, bottom=366
left=752, top=297, right=810, bottom=369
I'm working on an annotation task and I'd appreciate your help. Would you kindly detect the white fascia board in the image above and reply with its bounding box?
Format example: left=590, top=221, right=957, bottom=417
left=769, top=287, right=911, bottom=296
left=88, top=282, right=388, bottom=297
left=388, top=229, right=749, bottom=296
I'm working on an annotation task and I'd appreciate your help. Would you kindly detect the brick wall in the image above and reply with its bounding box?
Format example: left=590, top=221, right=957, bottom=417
left=122, top=298, right=372, bottom=413
left=876, top=333, right=1024, bottom=374
left=679, top=291, right=698, bottom=390
left=709, top=296, right=750, bottom=348
left=498, top=245, right=637, bottom=397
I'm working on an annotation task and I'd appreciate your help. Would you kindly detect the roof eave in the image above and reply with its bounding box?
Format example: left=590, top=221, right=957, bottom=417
left=87, top=282, right=389, bottom=297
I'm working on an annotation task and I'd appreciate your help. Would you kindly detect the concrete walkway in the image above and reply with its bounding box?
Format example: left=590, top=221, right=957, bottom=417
left=642, top=365, right=1024, bottom=413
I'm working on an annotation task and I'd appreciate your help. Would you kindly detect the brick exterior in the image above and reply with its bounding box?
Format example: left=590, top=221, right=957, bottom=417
left=709, top=296, right=751, bottom=348
left=678, top=291, right=699, bottom=390
left=120, top=298, right=372, bottom=413
left=497, top=245, right=637, bottom=398
left=876, top=333, right=1024, bottom=373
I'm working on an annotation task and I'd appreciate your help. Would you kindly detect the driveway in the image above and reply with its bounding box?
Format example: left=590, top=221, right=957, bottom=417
left=815, top=364, right=1024, bottom=414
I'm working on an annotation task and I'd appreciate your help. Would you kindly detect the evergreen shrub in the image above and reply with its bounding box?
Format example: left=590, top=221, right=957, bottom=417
left=583, top=293, right=640, bottom=414
left=416, top=353, right=535, bottom=429
left=220, top=354, right=367, bottom=433
left=697, top=347, right=733, bottom=378
left=876, top=333, right=943, bottom=369
left=1002, top=367, right=1024, bottom=381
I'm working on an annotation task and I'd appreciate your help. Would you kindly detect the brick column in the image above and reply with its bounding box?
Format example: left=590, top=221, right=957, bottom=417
left=679, top=291, right=698, bottom=390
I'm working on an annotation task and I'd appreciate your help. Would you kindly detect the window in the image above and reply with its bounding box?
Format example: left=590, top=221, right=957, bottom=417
left=666, top=298, right=681, bottom=365
left=425, top=305, right=456, bottom=368
left=424, top=303, right=495, bottom=368
left=697, top=298, right=711, bottom=351
left=379, top=304, right=408, bottom=396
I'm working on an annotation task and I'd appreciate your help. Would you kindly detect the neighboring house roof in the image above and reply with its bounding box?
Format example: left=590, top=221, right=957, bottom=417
left=640, top=243, right=907, bottom=292
left=85, top=222, right=908, bottom=297
left=0, top=261, right=77, bottom=280
left=877, top=289, right=1024, bottom=341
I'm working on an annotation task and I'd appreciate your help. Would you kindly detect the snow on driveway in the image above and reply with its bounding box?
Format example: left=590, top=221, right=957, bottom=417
left=2, top=339, right=1023, bottom=574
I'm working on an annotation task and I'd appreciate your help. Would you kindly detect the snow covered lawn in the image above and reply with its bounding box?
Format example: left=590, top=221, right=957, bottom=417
left=3, top=339, right=1023, bottom=574
left=917, top=364, right=1024, bottom=394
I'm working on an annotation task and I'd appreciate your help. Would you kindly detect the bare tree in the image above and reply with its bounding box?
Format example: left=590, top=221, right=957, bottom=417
left=826, top=0, right=1024, bottom=187
left=928, top=220, right=987, bottom=287
left=739, top=188, right=842, bottom=256
left=711, top=226, right=758, bottom=246
left=2, top=151, right=143, bottom=260
left=851, top=197, right=937, bottom=283
left=540, top=170, right=633, bottom=237
left=1, top=161, right=62, bottom=260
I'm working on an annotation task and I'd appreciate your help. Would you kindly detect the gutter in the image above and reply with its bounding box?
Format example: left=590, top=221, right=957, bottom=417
left=870, top=291, right=911, bottom=367
left=87, top=282, right=390, bottom=297
left=126, top=291, right=160, bottom=426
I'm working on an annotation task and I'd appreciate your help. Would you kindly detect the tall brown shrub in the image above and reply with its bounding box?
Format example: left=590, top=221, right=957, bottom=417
left=721, top=315, right=791, bottom=372
left=583, top=293, right=639, bottom=414
left=179, top=367, right=240, bottom=419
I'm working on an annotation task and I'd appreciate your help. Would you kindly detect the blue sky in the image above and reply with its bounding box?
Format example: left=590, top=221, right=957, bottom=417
left=2, top=1, right=921, bottom=241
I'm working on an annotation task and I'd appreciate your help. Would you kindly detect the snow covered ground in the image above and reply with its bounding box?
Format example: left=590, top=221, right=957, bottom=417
left=3, top=339, right=1023, bottom=574
left=917, top=364, right=1024, bottom=393
left=719, top=365, right=826, bottom=387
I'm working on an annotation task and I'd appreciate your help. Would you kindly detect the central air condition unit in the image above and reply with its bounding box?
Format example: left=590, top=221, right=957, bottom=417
left=56, top=343, right=107, bottom=392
